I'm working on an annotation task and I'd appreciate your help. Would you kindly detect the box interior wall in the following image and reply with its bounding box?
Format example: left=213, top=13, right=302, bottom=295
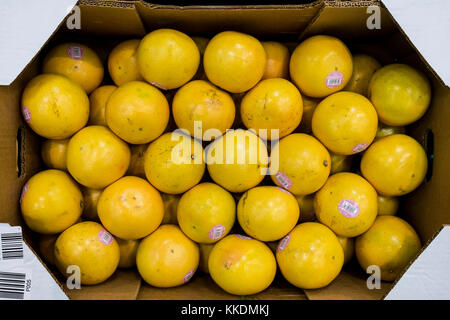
left=0, top=0, right=449, bottom=300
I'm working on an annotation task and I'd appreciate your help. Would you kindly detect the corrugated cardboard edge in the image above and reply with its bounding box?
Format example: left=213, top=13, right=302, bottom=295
left=298, top=0, right=391, bottom=40
left=138, top=0, right=323, bottom=10
left=381, top=224, right=449, bottom=300
left=22, top=237, right=70, bottom=298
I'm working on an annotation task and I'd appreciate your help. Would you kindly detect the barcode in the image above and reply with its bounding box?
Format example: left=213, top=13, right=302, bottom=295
left=1, top=232, right=24, bottom=261
left=0, top=271, right=26, bottom=299
left=341, top=201, right=357, bottom=214
left=209, top=225, right=225, bottom=240
left=326, top=78, right=342, bottom=85
left=213, top=227, right=224, bottom=239
left=72, top=46, right=82, bottom=59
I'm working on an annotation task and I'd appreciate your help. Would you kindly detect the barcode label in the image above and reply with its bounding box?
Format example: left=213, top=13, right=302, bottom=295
left=0, top=270, right=31, bottom=300
left=67, top=45, right=84, bottom=60
left=1, top=232, right=24, bottom=261
left=98, top=229, right=113, bottom=245
left=325, top=72, right=344, bottom=88
left=326, top=78, right=342, bottom=85
left=209, top=225, right=225, bottom=240
left=338, top=199, right=360, bottom=218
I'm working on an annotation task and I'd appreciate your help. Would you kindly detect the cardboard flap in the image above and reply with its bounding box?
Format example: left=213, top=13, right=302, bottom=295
left=0, top=0, right=78, bottom=86
left=135, top=1, right=322, bottom=38
left=385, top=225, right=450, bottom=300
left=382, top=0, right=450, bottom=87
left=137, top=274, right=307, bottom=300
left=304, top=269, right=389, bottom=300
left=67, top=269, right=142, bottom=300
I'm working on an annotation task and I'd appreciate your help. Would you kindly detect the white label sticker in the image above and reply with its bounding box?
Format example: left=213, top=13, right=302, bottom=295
left=325, top=72, right=344, bottom=88
left=22, top=106, right=31, bottom=123
left=235, top=234, right=252, bottom=240
left=338, top=199, right=360, bottom=218
left=67, top=46, right=84, bottom=60
left=0, top=226, right=24, bottom=267
left=0, top=269, right=32, bottom=300
left=352, top=142, right=369, bottom=154
left=277, top=234, right=291, bottom=252
left=275, top=172, right=292, bottom=189
left=209, top=225, right=225, bottom=241
left=182, top=269, right=195, bottom=284
left=98, top=229, right=113, bottom=245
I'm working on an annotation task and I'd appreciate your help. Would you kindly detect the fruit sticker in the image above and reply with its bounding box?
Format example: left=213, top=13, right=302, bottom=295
left=67, top=46, right=84, bottom=60
left=338, top=199, right=359, bottom=218
left=22, top=106, right=31, bottom=123
left=325, top=72, right=344, bottom=88
left=98, top=229, right=114, bottom=245
left=149, top=81, right=168, bottom=91
left=275, top=172, right=292, bottom=189
left=20, top=184, right=29, bottom=203
left=235, top=234, right=251, bottom=240
left=209, top=224, right=225, bottom=240
left=277, top=234, right=291, bottom=252
left=183, top=269, right=195, bottom=284
left=276, top=187, right=291, bottom=195
left=352, top=142, right=369, bottom=154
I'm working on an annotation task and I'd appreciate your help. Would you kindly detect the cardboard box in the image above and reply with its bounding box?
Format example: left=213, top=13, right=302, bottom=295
left=0, top=0, right=449, bottom=300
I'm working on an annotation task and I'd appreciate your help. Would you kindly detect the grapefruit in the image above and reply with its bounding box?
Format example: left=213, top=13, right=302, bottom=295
left=105, top=81, right=170, bottom=144
left=39, top=234, right=59, bottom=265
left=126, top=144, right=148, bottom=178
left=355, top=215, right=421, bottom=281
left=136, top=224, right=199, bottom=287
left=312, top=91, right=378, bottom=155
left=54, top=221, right=120, bottom=285
left=177, top=182, right=236, bottom=244
left=360, top=134, right=427, bottom=196
left=88, top=85, right=117, bottom=126
left=172, top=80, right=235, bottom=139
left=295, top=95, right=320, bottom=133
left=203, top=31, right=266, bottom=93
left=296, top=194, right=316, bottom=222
left=377, top=195, right=400, bottom=216
left=41, top=138, right=70, bottom=171
left=206, top=129, right=268, bottom=193
left=20, top=169, right=83, bottom=234
left=290, top=35, right=353, bottom=97
left=343, top=54, right=381, bottom=96
left=330, top=152, right=353, bottom=174
left=161, top=193, right=180, bottom=225
left=66, top=126, right=131, bottom=189
left=337, top=235, right=355, bottom=265
left=144, top=132, right=205, bottom=194
left=21, top=74, right=89, bottom=139
left=97, top=176, right=164, bottom=240
left=368, top=64, right=431, bottom=126
left=199, top=243, right=215, bottom=274
left=276, top=222, right=344, bottom=289
left=240, top=78, right=303, bottom=140
left=314, top=172, right=378, bottom=237
left=117, top=238, right=140, bottom=268
left=270, top=133, right=331, bottom=195
left=208, top=234, right=276, bottom=295
left=237, top=186, right=299, bottom=241
left=261, top=41, right=290, bottom=80
left=137, top=29, right=200, bottom=90
left=82, top=187, right=102, bottom=221
left=375, top=123, right=406, bottom=141
left=42, top=42, right=104, bottom=93
left=108, top=39, right=144, bottom=86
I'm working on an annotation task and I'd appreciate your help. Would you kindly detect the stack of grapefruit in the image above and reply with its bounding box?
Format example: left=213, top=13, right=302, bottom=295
left=21, top=29, right=430, bottom=294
